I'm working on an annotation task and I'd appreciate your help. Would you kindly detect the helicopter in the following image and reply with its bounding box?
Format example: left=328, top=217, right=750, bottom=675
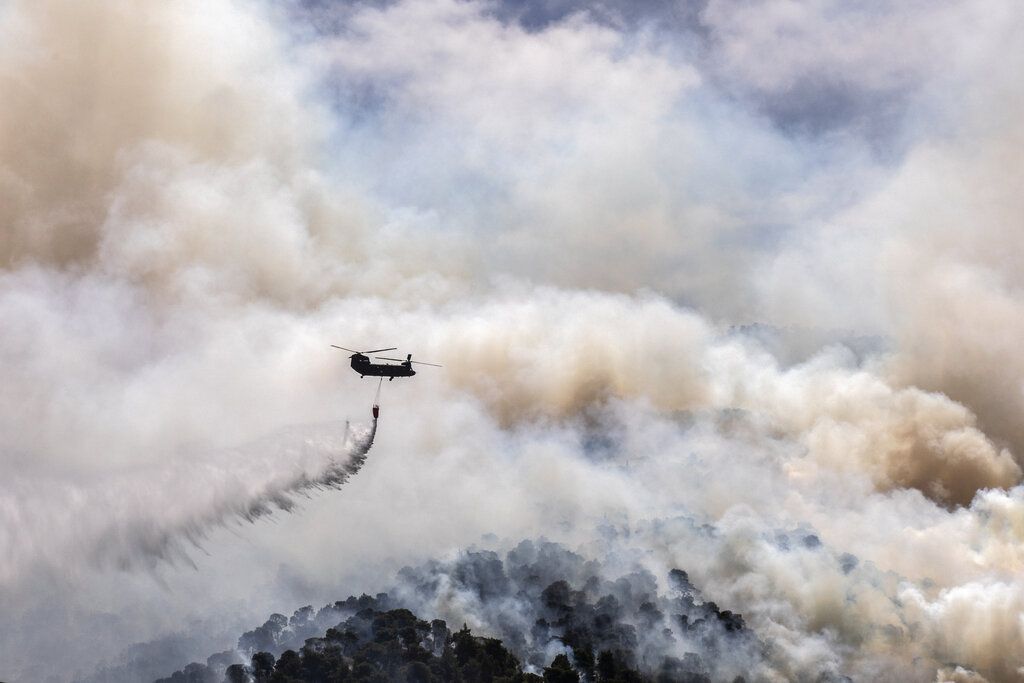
left=331, top=345, right=442, bottom=380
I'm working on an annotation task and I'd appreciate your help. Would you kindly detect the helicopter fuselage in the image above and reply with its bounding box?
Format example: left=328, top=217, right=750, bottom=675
left=350, top=353, right=416, bottom=379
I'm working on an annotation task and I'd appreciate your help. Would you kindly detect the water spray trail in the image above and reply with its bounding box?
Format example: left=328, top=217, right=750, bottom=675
left=0, top=419, right=381, bottom=579
left=121, top=419, right=380, bottom=570
left=243, top=419, right=378, bottom=520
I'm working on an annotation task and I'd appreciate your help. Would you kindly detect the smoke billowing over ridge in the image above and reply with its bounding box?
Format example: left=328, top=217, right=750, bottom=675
left=2, top=0, right=1024, bottom=680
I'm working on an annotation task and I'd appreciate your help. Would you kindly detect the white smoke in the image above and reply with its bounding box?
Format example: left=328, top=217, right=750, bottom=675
left=2, top=0, right=1024, bottom=681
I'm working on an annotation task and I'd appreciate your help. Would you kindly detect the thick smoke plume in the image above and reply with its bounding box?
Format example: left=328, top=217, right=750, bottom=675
left=3, top=0, right=1024, bottom=681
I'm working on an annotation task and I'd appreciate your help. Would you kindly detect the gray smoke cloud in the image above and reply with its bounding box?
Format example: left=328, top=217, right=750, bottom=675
left=2, top=0, right=1024, bottom=681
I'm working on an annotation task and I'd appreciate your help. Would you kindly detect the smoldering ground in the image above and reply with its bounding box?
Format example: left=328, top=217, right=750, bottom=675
left=2, top=0, right=1024, bottom=681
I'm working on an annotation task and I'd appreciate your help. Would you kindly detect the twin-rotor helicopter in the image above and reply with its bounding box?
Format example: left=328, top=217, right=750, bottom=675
left=331, top=345, right=442, bottom=380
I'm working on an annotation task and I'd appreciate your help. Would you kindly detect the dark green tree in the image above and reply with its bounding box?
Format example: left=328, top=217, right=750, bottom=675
left=543, top=654, right=579, bottom=683
left=251, top=652, right=276, bottom=683
left=224, top=663, right=249, bottom=683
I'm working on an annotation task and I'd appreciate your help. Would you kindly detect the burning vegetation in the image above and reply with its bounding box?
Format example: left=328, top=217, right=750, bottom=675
left=152, top=541, right=788, bottom=683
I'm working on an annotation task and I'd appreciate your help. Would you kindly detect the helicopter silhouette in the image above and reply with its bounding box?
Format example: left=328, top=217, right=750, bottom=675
left=331, top=345, right=442, bottom=380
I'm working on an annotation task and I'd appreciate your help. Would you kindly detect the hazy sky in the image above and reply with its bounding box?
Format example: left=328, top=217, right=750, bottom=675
left=2, top=1, right=1023, bottom=681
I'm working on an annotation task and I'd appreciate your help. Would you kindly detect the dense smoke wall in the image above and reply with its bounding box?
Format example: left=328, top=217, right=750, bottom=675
left=2, top=0, right=1024, bottom=681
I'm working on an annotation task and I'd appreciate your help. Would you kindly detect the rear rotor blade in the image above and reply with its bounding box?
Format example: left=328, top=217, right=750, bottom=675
left=375, top=356, right=442, bottom=367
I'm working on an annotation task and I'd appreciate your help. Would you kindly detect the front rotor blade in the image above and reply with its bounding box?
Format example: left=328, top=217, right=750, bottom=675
left=362, top=347, right=397, bottom=354
left=374, top=356, right=405, bottom=362
left=331, top=345, right=360, bottom=353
